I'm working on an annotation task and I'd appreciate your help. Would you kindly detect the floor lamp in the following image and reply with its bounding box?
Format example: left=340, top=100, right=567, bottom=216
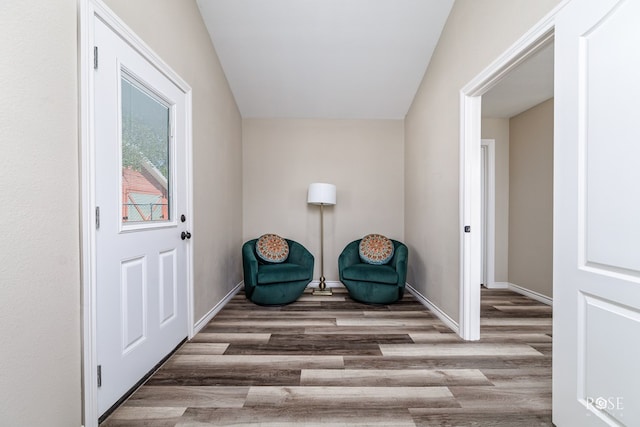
left=307, top=183, right=336, bottom=296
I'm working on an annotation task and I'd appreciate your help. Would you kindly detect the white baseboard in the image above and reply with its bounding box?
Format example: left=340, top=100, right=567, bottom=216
left=485, top=281, right=510, bottom=289
left=507, top=282, right=553, bottom=306
left=307, top=280, right=344, bottom=288
left=192, top=281, right=243, bottom=335
left=406, top=283, right=459, bottom=334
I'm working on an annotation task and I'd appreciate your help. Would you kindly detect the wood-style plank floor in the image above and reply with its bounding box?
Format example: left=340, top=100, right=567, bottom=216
left=101, top=287, right=552, bottom=426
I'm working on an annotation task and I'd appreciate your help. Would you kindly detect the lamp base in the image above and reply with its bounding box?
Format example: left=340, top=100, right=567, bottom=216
left=312, top=276, right=333, bottom=296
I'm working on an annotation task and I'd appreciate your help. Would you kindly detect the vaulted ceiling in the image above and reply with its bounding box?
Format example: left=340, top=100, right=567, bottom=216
left=196, top=0, right=553, bottom=120
left=196, top=0, right=455, bottom=119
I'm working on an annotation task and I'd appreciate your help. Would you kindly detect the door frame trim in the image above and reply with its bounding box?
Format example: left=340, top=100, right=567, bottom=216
left=79, top=1, right=194, bottom=425
left=458, top=1, right=569, bottom=341
left=481, top=139, right=496, bottom=289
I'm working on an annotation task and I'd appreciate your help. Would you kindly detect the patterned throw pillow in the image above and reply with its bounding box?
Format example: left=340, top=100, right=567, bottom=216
left=256, top=234, right=289, bottom=263
left=359, top=234, right=395, bottom=265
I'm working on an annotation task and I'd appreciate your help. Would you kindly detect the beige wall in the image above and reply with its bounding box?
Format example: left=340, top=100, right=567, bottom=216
left=0, top=0, right=241, bottom=424
left=508, top=99, right=554, bottom=297
left=243, top=119, right=404, bottom=281
left=104, top=0, right=243, bottom=321
left=404, top=0, right=561, bottom=320
left=0, top=0, right=81, bottom=425
left=481, top=118, right=510, bottom=283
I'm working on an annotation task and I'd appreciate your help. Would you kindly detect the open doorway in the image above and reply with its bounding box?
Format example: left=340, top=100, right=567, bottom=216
left=480, top=42, right=554, bottom=334
left=480, top=42, right=554, bottom=301
left=458, top=13, right=557, bottom=341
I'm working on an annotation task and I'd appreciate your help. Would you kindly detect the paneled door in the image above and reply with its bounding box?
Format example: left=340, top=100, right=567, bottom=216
left=94, top=17, right=190, bottom=416
left=554, top=0, right=640, bottom=425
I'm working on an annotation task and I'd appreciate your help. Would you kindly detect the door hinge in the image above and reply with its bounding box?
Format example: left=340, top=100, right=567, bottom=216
left=464, top=225, right=471, bottom=233
left=96, top=206, right=100, bottom=229
left=97, top=365, right=102, bottom=387
left=93, top=46, right=98, bottom=69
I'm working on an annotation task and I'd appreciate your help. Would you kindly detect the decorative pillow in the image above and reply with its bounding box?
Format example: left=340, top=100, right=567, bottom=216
left=359, top=234, right=395, bottom=265
left=256, top=234, right=289, bottom=263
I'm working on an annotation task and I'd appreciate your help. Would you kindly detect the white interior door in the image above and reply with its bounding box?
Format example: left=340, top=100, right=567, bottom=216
left=94, top=18, right=190, bottom=416
left=554, top=0, right=640, bottom=424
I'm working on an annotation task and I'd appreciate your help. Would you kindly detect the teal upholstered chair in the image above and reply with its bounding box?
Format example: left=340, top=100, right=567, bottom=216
left=338, top=239, right=408, bottom=304
left=242, top=238, right=314, bottom=305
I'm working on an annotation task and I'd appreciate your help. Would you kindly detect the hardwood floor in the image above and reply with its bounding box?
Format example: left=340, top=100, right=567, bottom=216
left=101, top=287, right=552, bottom=426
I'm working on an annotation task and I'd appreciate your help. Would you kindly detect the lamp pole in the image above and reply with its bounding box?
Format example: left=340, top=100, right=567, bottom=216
left=308, top=183, right=335, bottom=296
left=313, top=202, right=333, bottom=295
left=318, top=203, right=327, bottom=291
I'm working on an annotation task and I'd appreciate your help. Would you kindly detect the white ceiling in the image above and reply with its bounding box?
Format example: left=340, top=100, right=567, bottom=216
left=196, top=1, right=553, bottom=120
left=196, top=0, right=455, bottom=119
left=482, top=43, right=554, bottom=118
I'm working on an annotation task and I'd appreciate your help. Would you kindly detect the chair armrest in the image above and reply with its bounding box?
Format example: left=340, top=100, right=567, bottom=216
left=242, top=240, right=259, bottom=287
left=287, top=239, right=315, bottom=270
left=338, top=240, right=361, bottom=280
left=391, top=241, right=408, bottom=287
left=286, top=239, right=314, bottom=280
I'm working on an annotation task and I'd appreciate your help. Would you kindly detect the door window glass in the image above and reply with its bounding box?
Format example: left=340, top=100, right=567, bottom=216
left=121, top=75, right=171, bottom=223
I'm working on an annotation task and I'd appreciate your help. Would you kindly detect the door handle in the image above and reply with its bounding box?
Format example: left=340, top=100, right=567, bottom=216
left=181, top=231, right=191, bottom=240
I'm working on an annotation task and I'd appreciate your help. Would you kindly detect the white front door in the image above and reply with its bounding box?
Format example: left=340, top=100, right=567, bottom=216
left=94, top=18, right=190, bottom=416
left=554, top=0, right=640, bottom=424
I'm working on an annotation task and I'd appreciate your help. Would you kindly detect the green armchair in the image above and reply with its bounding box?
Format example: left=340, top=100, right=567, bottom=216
left=242, top=238, right=314, bottom=305
left=338, top=239, right=408, bottom=304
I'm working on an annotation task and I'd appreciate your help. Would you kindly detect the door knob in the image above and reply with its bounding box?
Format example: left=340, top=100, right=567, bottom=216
left=181, top=231, right=191, bottom=240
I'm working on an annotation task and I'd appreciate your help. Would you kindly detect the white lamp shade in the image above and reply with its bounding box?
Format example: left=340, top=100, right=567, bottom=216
left=307, top=183, right=336, bottom=205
